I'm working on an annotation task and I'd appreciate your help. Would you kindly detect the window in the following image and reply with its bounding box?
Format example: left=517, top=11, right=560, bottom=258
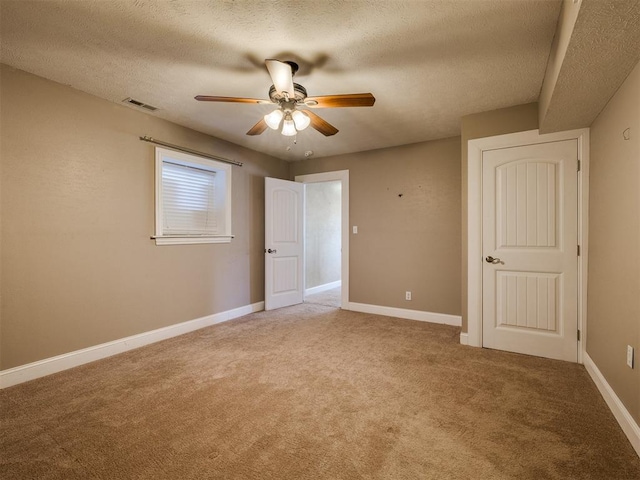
left=154, top=147, right=232, bottom=245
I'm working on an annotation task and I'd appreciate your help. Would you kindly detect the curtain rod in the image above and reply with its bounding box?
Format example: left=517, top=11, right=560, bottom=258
left=139, top=136, right=243, bottom=167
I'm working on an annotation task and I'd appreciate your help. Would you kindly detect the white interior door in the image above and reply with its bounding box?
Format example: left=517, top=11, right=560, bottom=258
left=265, top=177, right=304, bottom=310
left=482, top=140, right=578, bottom=362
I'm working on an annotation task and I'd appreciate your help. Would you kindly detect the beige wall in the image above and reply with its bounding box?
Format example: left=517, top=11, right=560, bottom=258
left=0, top=65, right=288, bottom=370
left=291, top=137, right=461, bottom=316
left=305, top=181, right=341, bottom=290
left=460, top=103, right=539, bottom=331
left=587, top=60, right=640, bottom=424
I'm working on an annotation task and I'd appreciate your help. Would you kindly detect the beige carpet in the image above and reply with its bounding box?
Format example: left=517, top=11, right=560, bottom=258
left=1, top=303, right=639, bottom=479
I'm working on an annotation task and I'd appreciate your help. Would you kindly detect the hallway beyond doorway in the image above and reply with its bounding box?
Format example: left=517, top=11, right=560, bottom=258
left=305, top=286, right=341, bottom=308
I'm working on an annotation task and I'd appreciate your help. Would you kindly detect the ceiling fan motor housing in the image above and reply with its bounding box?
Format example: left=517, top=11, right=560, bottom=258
left=269, top=83, right=308, bottom=104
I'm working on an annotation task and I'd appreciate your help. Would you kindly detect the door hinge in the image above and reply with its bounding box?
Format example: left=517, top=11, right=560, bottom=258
left=577, top=160, right=581, bottom=172
left=577, top=329, right=581, bottom=341
left=577, top=245, right=581, bottom=256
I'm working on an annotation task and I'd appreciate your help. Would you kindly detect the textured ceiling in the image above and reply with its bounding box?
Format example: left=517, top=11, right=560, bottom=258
left=540, top=0, right=640, bottom=133
left=0, top=0, right=562, bottom=161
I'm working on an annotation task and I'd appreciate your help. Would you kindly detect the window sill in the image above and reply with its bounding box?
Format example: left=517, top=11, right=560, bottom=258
left=152, top=235, right=234, bottom=246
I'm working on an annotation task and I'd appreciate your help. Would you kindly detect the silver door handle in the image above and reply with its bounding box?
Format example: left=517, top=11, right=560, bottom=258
left=267, top=248, right=277, bottom=254
left=485, top=256, right=501, bottom=264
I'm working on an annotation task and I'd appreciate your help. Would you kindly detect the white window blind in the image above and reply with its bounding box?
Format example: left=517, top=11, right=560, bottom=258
left=161, top=161, right=218, bottom=235
left=154, top=146, right=232, bottom=245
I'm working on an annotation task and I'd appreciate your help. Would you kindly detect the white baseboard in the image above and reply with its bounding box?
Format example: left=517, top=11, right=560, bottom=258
left=583, top=352, right=640, bottom=457
left=0, top=301, right=265, bottom=389
left=305, top=280, right=341, bottom=296
left=459, top=332, right=469, bottom=345
left=345, top=302, right=462, bottom=327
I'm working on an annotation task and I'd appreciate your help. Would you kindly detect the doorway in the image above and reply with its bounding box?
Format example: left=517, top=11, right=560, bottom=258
left=295, top=170, right=350, bottom=309
left=303, top=180, right=342, bottom=307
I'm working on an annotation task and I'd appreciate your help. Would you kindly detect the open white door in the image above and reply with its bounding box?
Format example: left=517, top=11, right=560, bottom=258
left=482, top=140, right=578, bottom=362
left=265, top=177, right=304, bottom=310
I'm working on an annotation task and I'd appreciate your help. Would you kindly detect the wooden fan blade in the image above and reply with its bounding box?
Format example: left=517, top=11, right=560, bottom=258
left=265, top=59, right=295, bottom=98
left=305, top=93, right=375, bottom=108
left=246, top=118, right=268, bottom=136
left=304, top=110, right=338, bottom=136
left=195, top=95, right=270, bottom=104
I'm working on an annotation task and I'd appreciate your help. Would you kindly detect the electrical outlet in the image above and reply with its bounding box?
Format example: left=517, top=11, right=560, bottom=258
left=405, top=291, right=411, bottom=301
left=352, top=226, right=358, bottom=234
left=627, top=345, right=634, bottom=369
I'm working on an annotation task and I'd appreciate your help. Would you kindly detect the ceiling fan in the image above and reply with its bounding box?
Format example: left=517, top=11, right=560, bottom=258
left=195, top=59, right=375, bottom=137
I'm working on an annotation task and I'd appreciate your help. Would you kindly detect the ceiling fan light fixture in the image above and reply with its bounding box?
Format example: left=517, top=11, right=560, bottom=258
left=264, top=109, right=284, bottom=129
left=281, top=116, right=297, bottom=136
left=291, top=110, right=310, bottom=131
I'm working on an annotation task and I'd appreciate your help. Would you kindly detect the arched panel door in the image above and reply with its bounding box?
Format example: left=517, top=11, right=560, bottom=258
left=482, top=140, right=578, bottom=362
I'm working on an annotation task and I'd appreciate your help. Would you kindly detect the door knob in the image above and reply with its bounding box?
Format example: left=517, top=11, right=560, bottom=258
left=267, top=248, right=277, bottom=254
left=485, top=256, right=501, bottom=264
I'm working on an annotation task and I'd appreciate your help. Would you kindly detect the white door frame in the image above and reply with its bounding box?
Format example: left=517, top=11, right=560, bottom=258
left=467, top=129, right=589, bottom=363
left=295, top=170, right=349, bottom=308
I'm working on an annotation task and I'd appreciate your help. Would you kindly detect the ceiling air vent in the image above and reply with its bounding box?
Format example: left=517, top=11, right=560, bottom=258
left=122, top=97, right=158, bottom=112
